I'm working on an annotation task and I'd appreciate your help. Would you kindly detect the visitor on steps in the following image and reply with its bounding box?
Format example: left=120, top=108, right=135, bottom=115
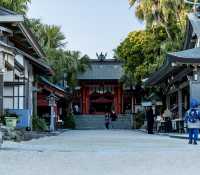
left=185, top=99, right=200, bottom=145
left=110, top=110, right=117, bottom=121
left=105, top=113, right=110, bottom=129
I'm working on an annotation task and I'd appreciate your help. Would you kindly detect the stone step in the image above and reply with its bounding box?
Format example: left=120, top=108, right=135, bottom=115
left=75, top=115, right=133, bottom=130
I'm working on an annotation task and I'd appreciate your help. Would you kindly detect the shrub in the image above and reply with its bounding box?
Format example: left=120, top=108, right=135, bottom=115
left=63, top=113, right=75, bottom=129
left=32, top=116, right=48, bottom=132
left=135, top=112, right=145, bottom=129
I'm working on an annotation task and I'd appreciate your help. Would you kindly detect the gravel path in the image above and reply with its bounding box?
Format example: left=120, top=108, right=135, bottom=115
left=0, top=130, right=199, bottom=175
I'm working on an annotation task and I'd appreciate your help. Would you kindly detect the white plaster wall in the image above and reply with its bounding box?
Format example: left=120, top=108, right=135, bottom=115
left=15, top=54, right=24, bottom=66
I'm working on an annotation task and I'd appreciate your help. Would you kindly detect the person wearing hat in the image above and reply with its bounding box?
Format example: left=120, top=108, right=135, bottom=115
left=185, top=99, right=200, bottom=145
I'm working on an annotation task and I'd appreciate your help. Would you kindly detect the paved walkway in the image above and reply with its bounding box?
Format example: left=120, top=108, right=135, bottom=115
left=0, top=130, right=200, bottom=175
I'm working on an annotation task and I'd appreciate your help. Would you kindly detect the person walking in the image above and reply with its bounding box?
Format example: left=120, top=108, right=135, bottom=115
left=146, top=106, right=154, bottom=134
left=105, top=113, right=110, bottom=129
left=110, top=110, right=117, bottom=121
left=185, top=99, right=200, bottom=145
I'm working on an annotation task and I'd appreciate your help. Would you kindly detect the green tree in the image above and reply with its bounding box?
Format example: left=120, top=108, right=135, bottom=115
left=26, top=19, right=66, bottom=50
left=46, top=49, right=90, bottom=88
left=117, top=1, right=192, bottom=84
left=129, top=0, right=188, bottom=40
left=27, top=18, right=90, bottom=88
left=42, top=25, right=66, bottom=49
left=116, top=27, right=169, bottom=82
left=0, top=0, right=31, bottom=15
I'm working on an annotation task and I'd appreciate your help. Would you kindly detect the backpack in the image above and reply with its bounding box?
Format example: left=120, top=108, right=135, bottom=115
left=188, top=108, right=199, bottom=123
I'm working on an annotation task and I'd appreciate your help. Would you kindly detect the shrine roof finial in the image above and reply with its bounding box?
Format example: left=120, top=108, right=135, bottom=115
left=96, top=52, right=107, bottom=61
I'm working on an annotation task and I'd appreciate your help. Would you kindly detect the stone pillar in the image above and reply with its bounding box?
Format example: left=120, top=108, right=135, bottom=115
left=178, top=88, right=183, bottom=119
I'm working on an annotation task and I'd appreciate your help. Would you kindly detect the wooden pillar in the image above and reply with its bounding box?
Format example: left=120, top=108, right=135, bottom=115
left=85, top=87, right=89, bottom=114
left=118, top=87, right=122, bottom=114
left=82, top=87, right=90, bottom=114
left=82, top=87, right=86, bottom=114
left=131, top=96, right=134, bottom=114
left=33, top=80, right=38, bottom=117
left=178, top=89, right=183, bottom=119
left=114, top=87, right=118, bottom=113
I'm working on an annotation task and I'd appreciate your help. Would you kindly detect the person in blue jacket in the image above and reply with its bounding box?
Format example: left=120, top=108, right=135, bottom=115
left=185, top=99, right=200, bottom=145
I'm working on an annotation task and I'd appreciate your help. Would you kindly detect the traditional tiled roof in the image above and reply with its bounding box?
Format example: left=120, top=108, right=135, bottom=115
left=168, top=47, right=200, bottom=63
left=40, top=77, right=65, bottom=92
left=146, top=12, right=200, bottom=86
left=188, top=13, right=200, bottom=38
left=0, top=40, right=53, bottom=75
left=0, top=6, right=46, bottom=59
left=0, top=6, right=53, bottom=75
left=77, top=59, right=123, bottom=80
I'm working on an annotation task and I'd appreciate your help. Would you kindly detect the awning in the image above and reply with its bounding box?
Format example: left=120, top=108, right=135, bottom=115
left=167, top=47, right=200, bottom=64
left=146, top=47, right=200, bottom=86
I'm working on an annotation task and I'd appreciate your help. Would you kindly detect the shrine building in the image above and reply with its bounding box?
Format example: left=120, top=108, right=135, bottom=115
left=73, top=53, right=143, bottom=115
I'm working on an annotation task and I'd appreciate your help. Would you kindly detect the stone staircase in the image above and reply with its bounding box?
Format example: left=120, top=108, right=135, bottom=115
left=75, top=114, right=133, bottom=130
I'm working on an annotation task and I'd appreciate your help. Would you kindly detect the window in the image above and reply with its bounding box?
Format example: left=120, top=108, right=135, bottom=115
left=3, top=85, right=25, bottom=109
left=3, top=97, right=13, bottom=109
left=4, top=87, right=13, bottom=96
left=4, top=53, right=14, bottom=70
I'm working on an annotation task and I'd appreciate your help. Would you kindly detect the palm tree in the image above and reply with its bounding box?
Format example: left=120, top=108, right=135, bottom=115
left=128, top=0, right=187, bottom=40
left=42, top=25, right=66, bottom=49
left=0, top=0, right=31, bottom=15
left=27, top=19, right=66, bottom=50
left=58, top=50, right=90, bottom=88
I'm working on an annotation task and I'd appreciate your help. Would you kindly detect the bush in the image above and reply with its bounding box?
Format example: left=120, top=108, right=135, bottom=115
left=135, top=112, right=145, bottom=129
left=63, top=113, right=75, bottom=129
left=32, top=116, right=48, bottom=132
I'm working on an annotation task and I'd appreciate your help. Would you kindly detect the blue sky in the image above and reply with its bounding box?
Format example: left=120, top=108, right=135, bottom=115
left=28, top=0, right=144, bottom=58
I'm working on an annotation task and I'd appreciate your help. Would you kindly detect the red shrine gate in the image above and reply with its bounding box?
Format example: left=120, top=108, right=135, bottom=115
left=80, top=83, right=123, bottom=114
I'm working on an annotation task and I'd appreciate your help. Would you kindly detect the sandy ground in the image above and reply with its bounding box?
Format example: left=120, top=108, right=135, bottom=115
left=0, top=130, right=200, bottom=175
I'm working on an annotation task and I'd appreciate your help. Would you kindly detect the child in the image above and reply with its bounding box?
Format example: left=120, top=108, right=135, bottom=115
left=185, top=99, right=200, bottom=145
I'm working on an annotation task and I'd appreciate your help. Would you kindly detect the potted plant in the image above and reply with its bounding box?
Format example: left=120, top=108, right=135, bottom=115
left=4, top=112, right=19, bottom=128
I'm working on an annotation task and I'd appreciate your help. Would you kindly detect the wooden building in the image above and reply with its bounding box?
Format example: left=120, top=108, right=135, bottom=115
left=0, top=7, right=52, bottom=128
left=73, top=54, right=143, bottom=115
left=37, top=77, right=65, bottom=127
left=146, top=10, right=200, bottom=119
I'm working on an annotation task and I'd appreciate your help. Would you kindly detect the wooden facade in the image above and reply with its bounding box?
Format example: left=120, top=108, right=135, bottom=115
left=79, top=82, right=123, bottom=114
left=37, top=77, right=65, bottom=125
left=74, top=57, right=142, bottom=115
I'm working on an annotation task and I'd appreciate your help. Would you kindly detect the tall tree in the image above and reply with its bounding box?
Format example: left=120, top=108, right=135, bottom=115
left=0, top=0, right=31, bottom=15
left=26, top=19, right=66, bottom=50
left=129, top=0, right=187, bottom=40
left=117, top=1, right=192, bottom=83
left=116, top=27, right=168, bottom=82
left=42, top=25, right=66, bottom=49
left=27, top=18, right=90, bottom=88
